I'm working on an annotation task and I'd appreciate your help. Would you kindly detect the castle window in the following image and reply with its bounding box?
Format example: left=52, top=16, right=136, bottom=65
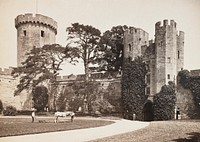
left=167, top=74, right=170, bottom=79
left=41, top=30, right=44, bottom=37
left=128, top=44, right=132, bottom=51
left=146, top=87, right=150, bottom=95
left=167, top=57, right=171, bottom=63
left=178, top=51, right=180, bottom=59
left=160, top=41, right=163, bottom=46
left=23, top=30, right=26, bottom=36
left=146, top=74, right=150, bottom=84
left=128, top=56, right=132, bottom=63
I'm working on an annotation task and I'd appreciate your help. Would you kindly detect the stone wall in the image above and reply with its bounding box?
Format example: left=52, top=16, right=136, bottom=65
left=123, top=27, right=149, bottom=60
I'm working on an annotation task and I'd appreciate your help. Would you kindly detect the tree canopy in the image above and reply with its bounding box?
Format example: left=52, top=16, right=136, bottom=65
left=95, top=25, right=128, bottom=72
left=66, top=23, right=101, bottom=81
left=12, top=44, right=78, bottom=96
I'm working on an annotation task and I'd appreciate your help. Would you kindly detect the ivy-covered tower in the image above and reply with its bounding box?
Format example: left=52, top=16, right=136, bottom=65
left=15, top=13, right=57, bottom=66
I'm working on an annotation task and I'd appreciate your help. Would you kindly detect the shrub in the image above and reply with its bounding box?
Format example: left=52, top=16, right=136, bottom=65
left=153, top=82, right=176, bottom=121
left=3, top=105, right=17, bottom=116
left=0, top=99, right=3, bottom=113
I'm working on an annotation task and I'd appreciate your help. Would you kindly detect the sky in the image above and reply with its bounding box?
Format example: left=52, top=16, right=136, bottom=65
left=0, top=0, right=200, bottom=75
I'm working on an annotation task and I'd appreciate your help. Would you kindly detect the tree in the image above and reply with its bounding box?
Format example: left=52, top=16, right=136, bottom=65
left=95, top=25, right=128, bottom=72
left=12, top=44, right=78, bottom=96
left=32, top=86, right=48, bottom=111
left=71, top=81, right=99, bottom=113
left=66, top=23, right=101, bottom=82
left=56, top=85, right=75, bottom=111
left=121, top=57, right=148, bottom=120
left=153, top=82, right=176, bottom=121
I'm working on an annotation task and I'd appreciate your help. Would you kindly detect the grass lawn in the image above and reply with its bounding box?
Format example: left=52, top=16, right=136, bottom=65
left=91, top=120, right=200, bottom=142
left=0, top=116, right=114, bottom=137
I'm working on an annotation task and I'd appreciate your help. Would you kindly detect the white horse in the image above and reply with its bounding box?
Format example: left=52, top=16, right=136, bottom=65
left=54, top=111, right=75, bottom=123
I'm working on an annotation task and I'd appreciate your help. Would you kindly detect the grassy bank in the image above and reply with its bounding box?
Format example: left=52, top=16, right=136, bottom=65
left=0, top=117, right=114, bottom=137
left=91, top=120, right=200, bottom=142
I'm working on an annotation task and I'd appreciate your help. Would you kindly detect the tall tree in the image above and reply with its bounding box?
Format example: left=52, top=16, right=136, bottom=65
left=12, top=44, right=78, bottom=96
left=96, top=25, right=128, bottom=72
left=66, top=23, right=101, bottom=82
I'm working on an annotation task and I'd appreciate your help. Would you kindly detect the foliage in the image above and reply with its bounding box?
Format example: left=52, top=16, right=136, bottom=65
left=32, top=86, right=48, bottom=111
left=153, top=82, right=176, bottom=121
left=178, top=70, right=200, bottom=118
left=95, top=25, right=128, bottom=72
left=56, top=85, right=75, bottom=111
left=0, top=99, right=3, bottom=113
left=70, top=81, right=100, bottom=113
left=103, top=82, right=122, bottom=112
left=3, top=105, right=17, bottom=116
left=121, top=57, right=148, bottom=120
left=12, top=44, right=78, bottom=96
left=66, top=23, right=101, bottom=81
left=92, top=99, right=115, bottom=114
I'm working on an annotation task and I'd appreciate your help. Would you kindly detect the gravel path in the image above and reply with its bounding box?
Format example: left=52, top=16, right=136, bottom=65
left=0, top=118, right=149, bottom=142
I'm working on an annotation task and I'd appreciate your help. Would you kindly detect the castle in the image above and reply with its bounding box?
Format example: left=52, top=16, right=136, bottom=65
left=0, top=13, right=186, bottom=112
left=124, top=20, right=184, bottom=96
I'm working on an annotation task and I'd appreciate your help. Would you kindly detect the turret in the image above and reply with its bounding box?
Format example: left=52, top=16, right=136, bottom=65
left=15, top=13, right=57, bottom=66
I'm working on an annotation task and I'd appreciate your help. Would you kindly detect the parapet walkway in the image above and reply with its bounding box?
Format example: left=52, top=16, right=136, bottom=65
left=0, top=117, right=149, bottom=142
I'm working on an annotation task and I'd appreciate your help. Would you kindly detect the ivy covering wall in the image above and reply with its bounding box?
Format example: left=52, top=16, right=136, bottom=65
left=153, top=82, right=176, bottom=120
left=121, top=57, right=148, bottom=120
left=178, top=70, right=200, bottom=118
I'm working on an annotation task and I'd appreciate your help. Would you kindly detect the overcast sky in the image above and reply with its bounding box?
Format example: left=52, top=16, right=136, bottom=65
left=0, top=0, right=200, bottom=75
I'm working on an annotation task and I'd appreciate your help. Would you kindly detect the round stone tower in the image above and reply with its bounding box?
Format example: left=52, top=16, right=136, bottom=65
left=15, top=13, right=57, bottom=66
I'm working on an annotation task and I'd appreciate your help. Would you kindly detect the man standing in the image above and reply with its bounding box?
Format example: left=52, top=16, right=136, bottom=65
left=31, top=108, right=36, bottom=123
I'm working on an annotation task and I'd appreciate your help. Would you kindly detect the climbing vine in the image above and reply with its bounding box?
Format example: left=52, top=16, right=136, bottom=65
left=153, top=82, right=176, bottom=120
left=121, top=57, right=148, bottom=120
left=178, top=70, right=200, bottom=118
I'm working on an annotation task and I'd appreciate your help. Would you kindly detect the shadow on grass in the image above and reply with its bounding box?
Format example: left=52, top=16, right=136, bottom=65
left=172, top=132, right=200, bottom=142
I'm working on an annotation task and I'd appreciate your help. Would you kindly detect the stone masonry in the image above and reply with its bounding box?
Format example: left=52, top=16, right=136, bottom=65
left=124, top=19, right=184, bottom=96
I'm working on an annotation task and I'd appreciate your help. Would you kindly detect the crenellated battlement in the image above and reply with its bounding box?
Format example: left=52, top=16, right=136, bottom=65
left=155, top=19, right=177, bottom=29
left=0, top=67, right=13, bottom=75
left=56, top=72, right=121, bottom=82
left=125, top=27, right=149, bottom=36
left=125, top=27, right=137, bottom=34
left=177, top=31, right=184, bottom=37
left=15, top=13, right=57, bottom=34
